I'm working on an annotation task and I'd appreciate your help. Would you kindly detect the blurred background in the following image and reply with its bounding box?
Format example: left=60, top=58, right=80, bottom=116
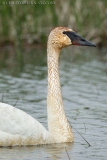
left=0, top=1, right=107, bottom=160
left=0, top=0, right=107, bottom=48
left=0, top=0, right=107, bottom=69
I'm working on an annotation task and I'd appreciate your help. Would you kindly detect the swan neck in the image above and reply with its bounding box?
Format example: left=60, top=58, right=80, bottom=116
left=47, top=45, right=61, bottom=96
left=47, top=44, right=73, bottom=142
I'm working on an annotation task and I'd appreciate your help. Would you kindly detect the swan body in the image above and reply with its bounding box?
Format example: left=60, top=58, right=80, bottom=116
left=0, top=27, right=96, bottom=146
left=0, top=103, right=55, bottom=146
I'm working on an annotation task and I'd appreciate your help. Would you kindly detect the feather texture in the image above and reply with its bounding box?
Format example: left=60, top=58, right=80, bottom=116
left=0, top=102, right=54, bottom=146
left=0, top=27, right=77, bottom=146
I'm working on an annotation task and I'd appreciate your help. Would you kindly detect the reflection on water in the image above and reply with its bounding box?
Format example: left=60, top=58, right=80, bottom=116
left=0, top=47, right=107, bottom=160
left=0, top=143, right=74, bottom=160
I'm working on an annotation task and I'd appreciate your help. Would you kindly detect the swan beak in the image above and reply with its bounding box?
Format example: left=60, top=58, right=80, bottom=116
left=63, top=31, right=96, bottom=47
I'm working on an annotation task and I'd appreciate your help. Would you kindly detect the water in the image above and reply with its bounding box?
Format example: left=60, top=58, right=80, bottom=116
left=0, top=47, right=107, bottom=160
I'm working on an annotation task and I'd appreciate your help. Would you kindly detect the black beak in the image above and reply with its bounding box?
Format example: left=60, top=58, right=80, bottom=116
left=63, top=31, right=96, bottom=47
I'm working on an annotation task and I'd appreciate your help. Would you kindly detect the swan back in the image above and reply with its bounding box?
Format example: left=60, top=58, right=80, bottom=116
left=0, top=102, right=53, bottom=146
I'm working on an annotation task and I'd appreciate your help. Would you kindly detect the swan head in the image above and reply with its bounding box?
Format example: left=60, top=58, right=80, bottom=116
left=48, top=27, right=96, bottom=50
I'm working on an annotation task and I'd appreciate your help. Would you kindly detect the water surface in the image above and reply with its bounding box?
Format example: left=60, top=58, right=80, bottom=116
left=0, top=47, right=107, bottom=160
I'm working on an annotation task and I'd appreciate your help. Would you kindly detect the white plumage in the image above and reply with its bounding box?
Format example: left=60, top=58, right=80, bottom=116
left=0, top=102, right=52, bottom=146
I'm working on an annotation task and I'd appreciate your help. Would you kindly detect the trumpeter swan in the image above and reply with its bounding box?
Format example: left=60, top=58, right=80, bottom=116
left=0, top=27, right=96, bottom=146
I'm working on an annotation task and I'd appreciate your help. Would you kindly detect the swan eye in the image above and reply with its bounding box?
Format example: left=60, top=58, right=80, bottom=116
left=63, top=31, right=66, bottom=34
